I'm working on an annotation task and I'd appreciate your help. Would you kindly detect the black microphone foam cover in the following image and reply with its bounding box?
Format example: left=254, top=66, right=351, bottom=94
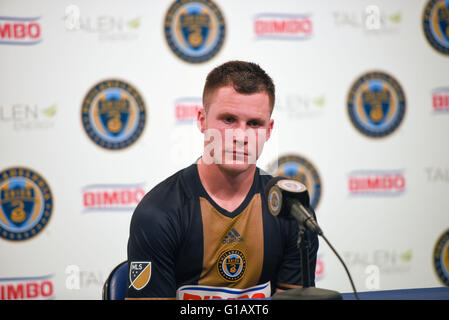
left=264, top=176, right=287, bottom=217
left=264, top=176, right=312, bottom=217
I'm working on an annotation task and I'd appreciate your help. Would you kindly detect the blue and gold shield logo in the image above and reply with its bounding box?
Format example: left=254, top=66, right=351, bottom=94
left=129, top=261, right=152, bottom=290
left=423, top=0, right=449, bottom=55
left=217, top=249, right=246, bottom=282
left=164, top=0, right=226, bottom=63
left=81, top=79, right=146, bottom=150
left=433, top=229, right=449, bottom=286
left=361, top=83, right=391, bottom=125
left=266, top=154, right=322, bottom=210
left=0, top=167, right=53, bottom=241
left=347, top=71, right=406, bottom=138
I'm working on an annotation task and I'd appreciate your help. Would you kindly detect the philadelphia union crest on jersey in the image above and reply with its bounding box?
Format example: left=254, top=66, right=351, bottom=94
left=81, top=79, right=146, bottom=150
left=433, top=229, right=449, bottom=286
left=217, top=249, right=246, bottom=282
left=0, top=167, right=53, bottom=241
left=423, top=0, right=449, bottom=55
left=267, top=154, right=322, bottom=210
left=347, top=71, right=406, bottom=138
left=164, top=0, right=226, bottom=63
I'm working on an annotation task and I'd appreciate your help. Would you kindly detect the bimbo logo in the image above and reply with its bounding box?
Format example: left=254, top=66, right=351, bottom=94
left=82, top=184, right=145, bottom=212
left=348, top=170, right=405, bottom=195
left=174, top=97, right=202, bottom=124
left=254, top=13, right=313, bottom=40
left=0, top=274, right=54, bottom=300
left=0, top=16, right=42, bottom=45
left=432, top=87, right=449, bottom=112
left=315, top=255, right=325, bottom=281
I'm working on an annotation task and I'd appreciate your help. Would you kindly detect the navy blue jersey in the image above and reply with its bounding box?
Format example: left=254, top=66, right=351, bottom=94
left=126, top=163, right=318, bottom=299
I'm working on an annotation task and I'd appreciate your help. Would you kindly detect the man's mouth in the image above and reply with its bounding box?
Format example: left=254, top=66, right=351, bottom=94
left=225, top=150, right=248, bottom=156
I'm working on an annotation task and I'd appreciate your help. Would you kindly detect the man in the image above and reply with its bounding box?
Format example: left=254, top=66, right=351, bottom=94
left=126, top=61, right=318, bottom=299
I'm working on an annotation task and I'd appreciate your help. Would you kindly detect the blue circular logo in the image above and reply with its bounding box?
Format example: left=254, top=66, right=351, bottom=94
left=164, top=0, right=226, bottom=63
left=217, top=249, right=246, bottom=282
left=268, top=185, right=282, bottom=216
left=433, top=229, right=449, bottom=286
left=347, top=71, right=406, bottom=138
left=423, top=0, right=449, bottom=55
left=267, top=154, right=322, bottom=210
left=81, top=79, right=146, bottom=150
left=0, top=167, right=53, bottom=241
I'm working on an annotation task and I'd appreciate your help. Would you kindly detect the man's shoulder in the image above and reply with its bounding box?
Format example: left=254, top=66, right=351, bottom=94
left=256, top=167, right=273, bottom=188
left=135, top=164, right=197, bottom=215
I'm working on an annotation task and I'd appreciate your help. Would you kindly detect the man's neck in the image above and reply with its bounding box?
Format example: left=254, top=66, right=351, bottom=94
left=196, top=158, right=256, bottom=209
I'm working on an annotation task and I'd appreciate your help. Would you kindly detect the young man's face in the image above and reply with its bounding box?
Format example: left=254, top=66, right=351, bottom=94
left=198, top=86, right=274, bottom=175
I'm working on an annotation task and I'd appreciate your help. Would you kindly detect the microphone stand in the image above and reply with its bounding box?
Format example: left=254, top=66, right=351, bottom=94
left=271, top=224, right=344, bottom=300
left=297, top=225, right=312, bottom=287
left=265, top=177, right=359, bottom=300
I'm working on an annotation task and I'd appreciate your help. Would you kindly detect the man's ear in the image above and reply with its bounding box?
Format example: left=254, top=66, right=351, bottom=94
left=266, top=118, right=274, bottom=141
left=197, top=107, right=206, bottom=133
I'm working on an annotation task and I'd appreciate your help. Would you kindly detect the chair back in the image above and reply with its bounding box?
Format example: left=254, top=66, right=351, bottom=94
left=102, top=261, right=128, bottom=300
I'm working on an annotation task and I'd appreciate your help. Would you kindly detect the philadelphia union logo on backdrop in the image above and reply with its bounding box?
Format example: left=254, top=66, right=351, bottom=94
left=164, top=0, right=226, bottom=63
left=347, top=71, right=406, bottom=138
left=0, top=167, right=53, bottom=241
left=423, top=0, right=449, bottom=55
left=266, top=154, right=322, bottom=210
left=81, top=79, right=146, bottom=150
left=433, top=229, right=449, bottom=286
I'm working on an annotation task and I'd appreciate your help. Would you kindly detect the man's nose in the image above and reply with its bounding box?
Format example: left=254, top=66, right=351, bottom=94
left=233, top=123, right=248, bottom=144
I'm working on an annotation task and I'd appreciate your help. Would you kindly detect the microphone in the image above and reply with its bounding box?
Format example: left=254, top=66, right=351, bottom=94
left=265, top=176, right=323, bottom=235
left=265, top=176, right=360, bottom=299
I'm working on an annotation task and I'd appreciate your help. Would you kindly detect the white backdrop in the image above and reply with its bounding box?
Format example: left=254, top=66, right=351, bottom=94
left=0, top=0, right=448, bottom=299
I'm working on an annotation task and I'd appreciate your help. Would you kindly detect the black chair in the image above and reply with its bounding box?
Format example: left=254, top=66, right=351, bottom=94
left=102, top=261, right=128, bottom=300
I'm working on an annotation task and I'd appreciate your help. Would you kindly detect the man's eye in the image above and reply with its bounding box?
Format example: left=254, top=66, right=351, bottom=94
left=248, top=121, right=261, bottom=127
left=223, top=117, right=235, bottom=123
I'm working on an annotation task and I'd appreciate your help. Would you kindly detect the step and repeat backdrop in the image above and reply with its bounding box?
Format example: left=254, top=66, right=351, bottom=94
left=0, top=0, right=448, bottom=299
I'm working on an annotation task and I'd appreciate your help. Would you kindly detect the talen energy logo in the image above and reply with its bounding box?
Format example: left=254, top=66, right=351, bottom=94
left=254, top=13, right=313, bottom=40
left=348, top=170, right=406, bottom=196
left=82, top=183, right=145, bottom=212
left=0, top=274, right=54, bottom=300
left=0, top=16, right=42, bottom=45
left=0, top=103, right=57, bottom=131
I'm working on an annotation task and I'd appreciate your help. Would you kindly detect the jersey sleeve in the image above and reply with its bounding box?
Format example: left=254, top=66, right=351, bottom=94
left=275, top=210, right=319, bottom=289
left=126, top=196, right=180, bottom=299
